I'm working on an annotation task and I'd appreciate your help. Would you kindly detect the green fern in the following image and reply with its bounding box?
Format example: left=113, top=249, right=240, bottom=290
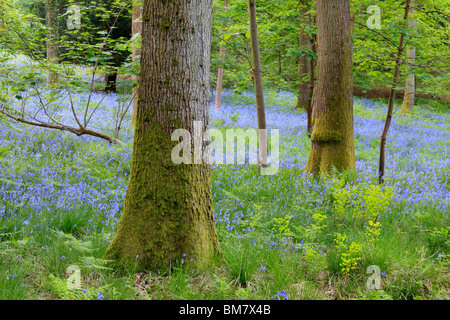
left=47, top=274, right=85, bottom=300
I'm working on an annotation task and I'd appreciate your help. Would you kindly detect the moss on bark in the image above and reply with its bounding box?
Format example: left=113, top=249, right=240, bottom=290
left=105, top=121, right=220, bottom=272
left=304, top=0, right=355, bottom=175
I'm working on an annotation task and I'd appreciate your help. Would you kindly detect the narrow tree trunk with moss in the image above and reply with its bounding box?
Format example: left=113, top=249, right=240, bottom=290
left=304, top=0, right=355, bottom=174
left=296, top=0, right=310, bottom=111
left=214, top=0, right=227, bottom=110
left=248, top=0, right=268, bottom=167
left=401, top=0, right=416, bottom=115
left=379, top=0, right=411, bottom=184
left=306, top=26, right=315, bottom=137
left=45, top=0, right=59, bottom=86
left=0, top=3, right=4, bottom=30
left=105, top=0, right=220, bottom=273
left=131, top=1, right=142, bottom=125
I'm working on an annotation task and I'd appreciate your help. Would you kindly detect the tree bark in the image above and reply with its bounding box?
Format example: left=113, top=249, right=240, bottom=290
left=104, top=73, right=117, bottom=92
left=131, top=1, right=143, bottom=125
left=248, top=0, right=268, bottom=167
left=45, top=0, right=59, bottom=86
left=306, top=25, right=315, bottom=137
left=214, top=0, right=227, bottom=110
left=379, top=0, right=411, bottom=184
left=401, top=0, right=416, bottom=115
left=0, top=2, right=4, bottom=30
left=304, top=0, right=355, bottom=175
left=296, top=0, right=310, bottom=111
left=104, top=0, right=220, bottom=273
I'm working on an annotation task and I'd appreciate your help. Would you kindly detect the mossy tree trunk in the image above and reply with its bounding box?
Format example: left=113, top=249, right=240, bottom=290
left=306, top=28, right=315, bottom=137
left=296, top=0, right=310, bottom=111
left=306, top=11, right=316, bottom=137
left=0, top=4, right=4, bottom=30
left=105, top=0, right=220, bottom=273
left=45, top=0, right=59, bottom=86
left=401, top=0, right=416, bottom=115
left=304, top=0, right=355, bottom=174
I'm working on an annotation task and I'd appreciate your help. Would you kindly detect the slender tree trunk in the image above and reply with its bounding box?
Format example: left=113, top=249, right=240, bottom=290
left=45, top=0, right=59, bottom=86
left=296, top=0, right=310, bottom=110
left=248, top=0, right=268, bottom=167
left=306, top=23, right=315, bottom=137
left=379, top=0, right=411, bottom=184
left=104, top=54, right=122, bottom=93
left=214, top=0, right=227, bottom=110
left=104, top=73, right=117, bottom=92
left=401, top=0, right=416, bottom=115
left=131, top=1, right=142, bottom=125
left=304, top=0, right=355, bottom=175
left=0, top=2, right=4, bottom=30
left=105, top=0, right=220, bottom=272
left=278, top=50, right=282, bottom=75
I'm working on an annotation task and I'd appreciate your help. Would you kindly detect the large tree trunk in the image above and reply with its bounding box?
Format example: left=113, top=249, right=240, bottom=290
left=214, top=0, right=227, bottom=110
left=379, top=0, right=411, bottom=184
left=105, top=0, right=220, bottom=272
left=45, top=0, right=59, bottom=86
left=296, top=0, right=310, bottom=111
left=304, top=0, right=355, bottom=175
left=401, top=0, right=416, bottom=115
left=131, top=1, right=143, bottom=125
left=248, top=0, right=268, bottom=168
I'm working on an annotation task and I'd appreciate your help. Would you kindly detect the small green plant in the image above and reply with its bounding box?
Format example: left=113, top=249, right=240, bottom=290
left=211, top=274, right=234, bottom=299
left=272, top=215, right=294, bottom=238
left=230, top=113, right=240, bottom=126
left=306, top=211, right=327, bottom=241
left=334, top=233, right=363, bottom=275
left=303, top=245, right=327, bottom=273
left=356, top=288, right=393, bottom=300
left=45, top=274, right=85, bottom=300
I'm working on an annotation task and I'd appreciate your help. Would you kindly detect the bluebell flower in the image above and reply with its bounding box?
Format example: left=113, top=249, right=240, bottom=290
left=275, top=290, right=288, bottom=300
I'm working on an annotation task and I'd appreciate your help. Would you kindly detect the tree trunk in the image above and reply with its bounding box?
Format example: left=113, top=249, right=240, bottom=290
left=306, top=25, right=315, bottom=137
left=104, top=55, right=121, bottom=93
left=379, top=0, right=411, bottom=184
left=0, top=3, right=4, bottom=30
left=304, top=0, right=355, bottom=175
left=401, top=0, right=416, bottom=115
left=45, top=0, right=59, bottom=86
left=248, top=0, right=268, bottom=167
left=296, top=0, right=310, bottom=110
left=104, top=73, right=117, bottom=93
left=131, top=1, right=143, bottom=125
left=105, top=0, right=220, bottom=272
left=214, top=0, right=227, bottom=110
